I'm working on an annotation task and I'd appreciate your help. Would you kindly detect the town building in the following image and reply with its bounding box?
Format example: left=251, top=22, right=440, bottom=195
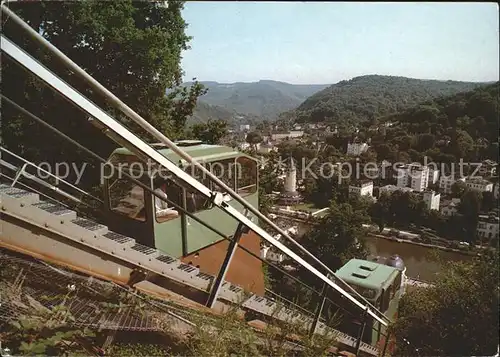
left=440, top=198, right=461, bottom=217
left=257, top=142, right=277, bottom=155
left=439, top=175, right=466, bottom=195
left=349, top=180, right=374, bottom=198
left=421, top=190, right=440, bottom=211
left=238, top=142, right=251, bottom=151
left=478, top=159, right=498, bottom=177
left=476, top=214, right=499, bottom=241
left=239, top=124, right=250, bottom=132
left=427, top=167, right=440, bottom=185
left=465, top=177, right=493, bottom=193
left=396, top=164, right=429, bottom=192
left=268, top=130, right=304, bottom=142
left=261, top=245, right=285, bottom=264
left=346, top=142, right=369, bottom=156
left=378, top=160, right=393, bottom=180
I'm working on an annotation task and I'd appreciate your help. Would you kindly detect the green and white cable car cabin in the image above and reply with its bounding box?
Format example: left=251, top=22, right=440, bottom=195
left=102, top=140, right=264, bottom=293
left=335, top=258, right=404, bottom=350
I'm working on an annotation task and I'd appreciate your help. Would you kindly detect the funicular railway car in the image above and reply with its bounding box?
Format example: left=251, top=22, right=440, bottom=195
left=102, top=140, right=264, bottom=294
left=334, top=258, right=404, bottom=352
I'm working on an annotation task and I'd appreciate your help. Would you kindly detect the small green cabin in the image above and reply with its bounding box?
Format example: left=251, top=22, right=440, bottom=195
left=335, top=259, right=403, bottom=346
left=102, top=140, right=259, bottom=258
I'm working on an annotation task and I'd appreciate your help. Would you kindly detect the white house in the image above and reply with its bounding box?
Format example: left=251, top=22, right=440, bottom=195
left=396, top=164, right=429, bottom=192
left=239, top=124, right=250, bottom=132
left=478, top=159, right=498, bottom=177
left=465, top=177, right=493, bottom=193
left=270, top=131, right=304, bottom=142
left=440, top=198, right=461, bottom=217
left=261, top=245, right=285, bottom=263
left=422, top=190, right=440, bottom=211
left=257, top=142, right=277, bottom=154
left=428, top=167, right=440, bottom=185
left=439, top=175, right=466, bottom=195
left=238, top=142, right=251, bottom=150
left=346, top=142, right=369, bottom=156
left=349, top=181, right=374, bottom=198
left=378, top=160, right=392, bottom=180
left=477, top=215, right=499, bottom=241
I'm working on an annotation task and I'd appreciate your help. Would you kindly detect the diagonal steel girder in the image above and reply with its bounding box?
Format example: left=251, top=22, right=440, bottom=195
left=1, top=33, right=389, bottom=327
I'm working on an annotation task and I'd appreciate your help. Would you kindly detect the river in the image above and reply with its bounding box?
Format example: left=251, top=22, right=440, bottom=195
left=364, top=235, right=473, bottom=282
left=293, top=220, right=472, bottom=282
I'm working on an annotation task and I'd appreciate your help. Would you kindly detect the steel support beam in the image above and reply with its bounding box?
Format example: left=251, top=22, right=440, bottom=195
left=0, top=3, right=391, bottom=324
left=0, top=20, right=389, bottom=327
left=309, top=280, right=329, bottom=337
left=354, top=307, right=369, bottom=356
left=381, top=332, right=391, bottom=357
left=11, top=163, right=27, bottom=187
left=206, top=211, right=249, bottom=308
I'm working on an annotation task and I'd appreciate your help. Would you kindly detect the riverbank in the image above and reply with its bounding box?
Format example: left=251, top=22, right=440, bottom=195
left=367, top=233, right=479, bottom=257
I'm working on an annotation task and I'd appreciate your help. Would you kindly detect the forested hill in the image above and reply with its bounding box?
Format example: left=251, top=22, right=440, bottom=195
left=385, top=81, right=499, bottom=152
left=183, top=80, right=329, bottom=120
left=188, top=101, right=234, bottom=124
left=367, top=82, right=499, bottom=164
left=287, top=75, right=489, bottom=125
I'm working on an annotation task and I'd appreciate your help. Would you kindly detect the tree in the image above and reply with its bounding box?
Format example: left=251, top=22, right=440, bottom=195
left=480, top=191, right=496, bottom=212
left=245, top=131, right=263, bottom=151
left=189, top=119, right=228, bottom=144
left=392, top=250, right=499, bottom=356
left=302, top=201, right=369, bottom=272
left=452, top=130, right=474, bottom=160
left=391, top=135, right=414, bottom=151
left=415, top=133, right=436, bottom=152
left=450, top=180, right=467, bottom=198
left=370, top=193, right=391, bottom=232
left=397, top=151, right=411, bottom=164
left=458, top=190, right=482, bottom=242
left=374, top=144, right=397, bottom=162
left=3, top=1, right=205, bottom=191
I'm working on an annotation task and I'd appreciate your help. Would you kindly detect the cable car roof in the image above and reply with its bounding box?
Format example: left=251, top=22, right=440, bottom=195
left=336, top=259, right=400, bottom=291
left=110, top=142, right=256, bottom=165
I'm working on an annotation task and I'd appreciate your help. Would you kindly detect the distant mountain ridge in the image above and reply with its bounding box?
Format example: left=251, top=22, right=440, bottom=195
left=286, top=75, right=490, bottom=125
left=189, top=101, right=235, bottom=124
left=184, top=80, right=329, bottom=120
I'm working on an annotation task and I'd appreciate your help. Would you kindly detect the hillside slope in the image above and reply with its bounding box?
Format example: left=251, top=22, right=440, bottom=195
left=184, top=80, right=329, bottom=120
left=289, top=75, right=489, bottom=125
left=188, top=101, right=235, bottom=124
left=386, top=81, right=499, bottom=144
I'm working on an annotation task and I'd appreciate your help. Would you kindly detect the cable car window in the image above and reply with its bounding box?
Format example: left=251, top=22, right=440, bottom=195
left=236, top=156, right=257, bottom=196
left=211, top=159, right=236, bottom=192
left=392, top=272, right=402, bottom=297
left=154, top=178, right=181, bottom=223
left=109, top=178, right=146, bottom=222
left=107, top=154, right=148, bottom=222
left=184, top=164, right=212, bottom=213
left=381, top=288, right=391, bottom=312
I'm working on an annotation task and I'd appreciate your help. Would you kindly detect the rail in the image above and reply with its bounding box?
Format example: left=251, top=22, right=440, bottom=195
left=0, top=38, right=394, bottom=357
left=0, top=149, right=389, bottom=351
left=0, top=147, right=102, bottom=206
left=0, top=3, right=392, bottom=326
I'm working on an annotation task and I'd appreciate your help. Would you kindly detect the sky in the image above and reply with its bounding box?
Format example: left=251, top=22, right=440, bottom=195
left=181, top=2, right=499, bottom=85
